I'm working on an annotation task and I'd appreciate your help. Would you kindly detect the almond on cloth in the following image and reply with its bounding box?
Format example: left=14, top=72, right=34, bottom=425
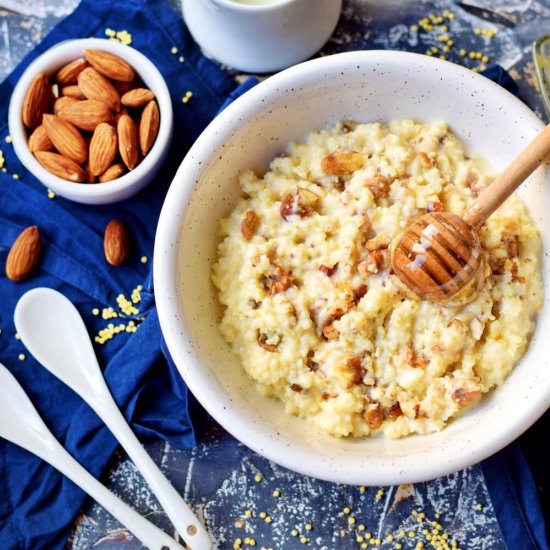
left=78, top=67, right=121, bottom=112
left=5, top=226, right=42, bottom=282
left=28, top=125, right=54, bottom=153
left=57, top=99, right=113, bottom=131
left=55, top=58, right=88, bottom=85
left=117, top=114, right=139, bottom=170
left=139, top=100, right=159, bottom=156
left=84, top=49, right=135, bottom=82
left=34, top=151, right=86, bottom=182
left=104, top=219, right=131, bottom=266
left=121, top=88, right=155, bottom=108
left=89, top=123, right=118, bottom=176
left=43, top=114, right=87, bottom=164
left=22, top=73, right=54, bottom=128
left=99, top=163, right=126, bottom=183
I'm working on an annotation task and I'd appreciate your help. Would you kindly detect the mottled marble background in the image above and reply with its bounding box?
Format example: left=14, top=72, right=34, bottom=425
left=1, top=1, right=549, bottom=549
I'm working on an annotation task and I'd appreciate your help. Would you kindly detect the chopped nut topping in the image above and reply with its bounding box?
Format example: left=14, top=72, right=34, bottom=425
left=405, top=347, right=429, bottom=368
left=418, top=152, right=435, bottom=168
left=346, top=356, right=365, bottom=386
left=353, top=284, right=368, bottom=304
left=321, top=151, right=364, bottom=175
left=319, top=263, right=338, bottom=276
left=365, top=405, right=384, bottom=429
left=388, top=403, right=403, bottom=418
left=359, top=215, right=373, bottom=237
left=426, top=200, right=443, bottom=213
left=365, top=175, right=391, bottom=198
left=510, top=261, right=526, bottom=283
left=290, top=383, right=303, bottom=392
left=451, top=386, right=481, bottom=408
left=263, top=263, right=294, bottom=295
left=357, top=249, right=389, bottom=275
left=467, top=174, right=484, bottom=197
left=306, top=350, right=319, bottom=372
left=341, top=121, right=354, bottom=133
left=258, top=332, right=278, bottom=352
left=280, top=187, right=320, bottom=220
left=241, top=210, right=259, bottom=240
left=364, top=236, right=389, bottom=252
left=322, top=322, right=340, bottom=340
left=248, top=299, right=261, bottom=309
left=503, top=234, right=519, bottom=258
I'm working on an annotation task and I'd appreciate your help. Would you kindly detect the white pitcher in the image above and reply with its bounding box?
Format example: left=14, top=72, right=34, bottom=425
left=182, top=0, right=342, bottom=73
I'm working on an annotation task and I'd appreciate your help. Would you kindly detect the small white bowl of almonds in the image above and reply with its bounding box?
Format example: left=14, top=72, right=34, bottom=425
left=8, top=38, right=173, bottom=204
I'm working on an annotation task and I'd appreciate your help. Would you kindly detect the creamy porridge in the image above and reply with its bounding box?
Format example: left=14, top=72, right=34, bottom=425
left=212, top=120, right=543, bottom=438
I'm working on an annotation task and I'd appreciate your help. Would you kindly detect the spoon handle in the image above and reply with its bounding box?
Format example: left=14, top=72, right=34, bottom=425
left=91, top=384, right=211, bottom=550
left=0, top=365, right=184, bottom=550
left=463, top=122, right=550, bottom=230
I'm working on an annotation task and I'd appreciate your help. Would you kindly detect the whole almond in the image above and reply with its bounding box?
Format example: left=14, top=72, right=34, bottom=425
left=28, top=124, right=54, bottom=153
left=5, top=226, right=41, bottom=282
left=43, top=114, right=87, bottom=164
left=34, top=151, right=86, bottom=182
left=104, top=219, right=131, bottom=266
left=22, top=73, right=54, bottom=128
left=55, top=58, right=88, bottom=85
left=58, top=99, right=113, bottom=131
left=139, top=100, right=160, bottom=156
left=117, top=114, right=139, bottom=170
left=84, top=50, right=135, bottom=82
left=99, top=163, right=126, bottom=183
left=89, top=123, right=118, bottom=176
left=78, top=67, right=120, bottom=112
left=121, top=88, right=155, bottom=108
left=54, top=96, right=79, bottom=115
left=61, top=85, right=86, bottom=99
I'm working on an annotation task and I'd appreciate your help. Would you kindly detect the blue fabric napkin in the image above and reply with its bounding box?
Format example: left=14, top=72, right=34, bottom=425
left=0, top=0, right=548, bottom=548
left=0, top=0, right=244, bottom=547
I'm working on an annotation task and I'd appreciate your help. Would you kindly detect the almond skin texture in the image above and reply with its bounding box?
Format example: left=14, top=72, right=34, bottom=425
left=104, top=219, right=131, bottom=266
left=121, top=88, right=155, bottom=108
left=55, top=58, right=88, bottom=85
left=78, top=67, right=121, bottom=112
left=34, top=151, right=86, bottom=182
left=89, top=123, right=118, bottom=176
left=99, top=163, right=126, bottom=183
left=58, top=99, right=113, bottom=131
left=117, top=114, right=139, bottom=170
left=139, top=100, right=160, bottom=156
left=43, top=114, right=87, bottom=164
left=84, top=50, right=135, bottom=82
left=22, top=73, right=54, bottom=128
left=61, top=85, right=86, bottom=99
left=28, top=124, right=54, bottom=153
left=53, top=96, right=79, bottom=115
left=5, top=226, right=41, bottom=282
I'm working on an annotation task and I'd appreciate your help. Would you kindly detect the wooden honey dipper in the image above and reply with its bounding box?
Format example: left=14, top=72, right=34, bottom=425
left=391, top=123, right=550, bottom=304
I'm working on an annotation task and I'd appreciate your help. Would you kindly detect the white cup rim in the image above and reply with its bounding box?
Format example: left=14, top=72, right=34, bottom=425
left=210, top=0, right=295, bottom=11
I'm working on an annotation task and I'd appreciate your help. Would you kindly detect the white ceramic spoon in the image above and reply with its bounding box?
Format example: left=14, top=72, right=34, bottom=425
left=14, top=288, right=211, bottom=550
left=0, top=363, right=184, bottom=550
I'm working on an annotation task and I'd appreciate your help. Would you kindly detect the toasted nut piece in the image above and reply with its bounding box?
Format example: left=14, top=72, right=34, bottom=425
left=61, top=85, right=86, bottom=99
left=55, top=58, right=88, bottom=85
left=139, top=99, right=160, bottom=156
left=306, top=350, right=319, bottom=372
left=53, top=96, right=79, bottom=115
left=121, top=87, right=155, bottom=108
left=28, top=124, right=54, bottom=153
left=322, top=322, right=339, bottom=340
left=84, top=49, right=135, bottom=82
left=89, top=123, right=118, bottom=176
left=388, top=403, right=403, bottom=418
left=503, top=234, right=519, bottom=258
left=418, top=151, right=435, bottom=168
left=241, top=210, right=259, bottom=240
left=5, top=226, right=41, bottom=282
left=263, top=263, right=294, bottom=295
left=319, top=263, right=338, bottom=276
left=345, top=356, right=365, bottom=387
left=43, top=114, right=87, bottom=164
left=405, top=347, right=429, bottom=368
left=34, top=151, right=86, bottom=182
left=467, top=174, right=484, bottom=197
left=365, top=236, right=389, bottom=252
left=451, top=385, right=481, bottom=408
left=365, top=405, right=384, bottom=429
left=357, top=249, right=389, bottom=275
left=117, top=114, right=139, bottom=170
left=321, top=151, right=364, bottom=175
left=258, top=332, right=278, bottom=352
left=78, top=67, right=121, bottom=112
left=58, top=99, right=113, bottom=131
left=104, top=219, right=131, bottom=266
left=22, top=73, right=53, bottom=128
left=365, top=175, right=391, bottom=198
left=280, top=187, right=320, bottom=220
left=426, top=200, right=443, bottom=212
left=353, top=284, right=368, bottom=304
left=99, top=163, right=126, bottom=183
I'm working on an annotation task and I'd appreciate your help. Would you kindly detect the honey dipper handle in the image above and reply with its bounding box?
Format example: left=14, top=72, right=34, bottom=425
left=463, top=122, right=550, bottom=230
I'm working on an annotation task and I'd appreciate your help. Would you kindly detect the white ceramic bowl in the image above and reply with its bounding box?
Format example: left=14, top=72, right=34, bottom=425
left=8, top=38, right=173, bottom=205
left=155, top=51, right=550, bottom=485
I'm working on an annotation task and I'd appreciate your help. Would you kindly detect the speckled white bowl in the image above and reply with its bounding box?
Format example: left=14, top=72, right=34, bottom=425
left=8, top=38, right=173, bottom=204
left=155, top=51, right=550, bottom=485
